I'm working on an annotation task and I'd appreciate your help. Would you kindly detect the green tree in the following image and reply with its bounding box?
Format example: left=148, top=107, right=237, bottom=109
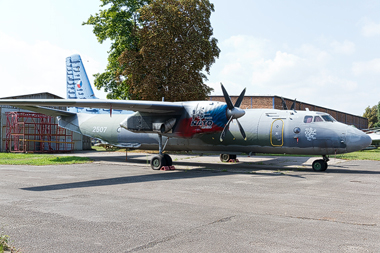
left=118, top=0, right=220, bottom=101
left=83, top=0, right=150, bottom=99
left=375, top=101, right=380, bottom=128
left=363, top=105, right=378, bottom=128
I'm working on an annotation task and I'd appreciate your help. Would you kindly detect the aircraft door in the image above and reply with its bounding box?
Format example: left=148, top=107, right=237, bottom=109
left=271, top=119, right=284, bottom=146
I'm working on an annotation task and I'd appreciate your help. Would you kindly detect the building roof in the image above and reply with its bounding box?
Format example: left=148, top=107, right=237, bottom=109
left=0, top=92, right=63, bottom=100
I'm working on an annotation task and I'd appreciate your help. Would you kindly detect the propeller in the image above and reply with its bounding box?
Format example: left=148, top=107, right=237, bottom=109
left=281, top=97, right=288, bottom=110
left=290, top=98, right=297, bottom=111
left=220, top=83, right=247, bottom=142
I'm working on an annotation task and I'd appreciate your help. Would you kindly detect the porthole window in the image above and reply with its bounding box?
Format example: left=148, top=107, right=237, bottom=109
left=294, top=127, right=301, bottom=134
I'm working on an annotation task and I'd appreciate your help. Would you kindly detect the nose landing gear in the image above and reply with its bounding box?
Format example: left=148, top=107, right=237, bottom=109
left=312, top=155, right=329, bottom=172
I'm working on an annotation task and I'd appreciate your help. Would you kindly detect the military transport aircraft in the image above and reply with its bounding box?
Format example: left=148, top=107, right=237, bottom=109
left=0, top=78, right=371, bottom=172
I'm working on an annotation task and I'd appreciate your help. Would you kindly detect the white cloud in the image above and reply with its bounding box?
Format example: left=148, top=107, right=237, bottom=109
left=251, top=51, right=305, bottom=86
left=361, top=20, right=380, bottom=37
left=0, top=31, right=103, bottom=98
left=352, top=58, right=380, bottom=76
left=330, top=40, right=356, bottom=55
left=206, top=35, right=376, bottom=115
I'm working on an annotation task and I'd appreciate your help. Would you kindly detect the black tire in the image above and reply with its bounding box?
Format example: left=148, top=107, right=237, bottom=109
left=312, top=159, right=327, bottom=172
left=150, top=155, right=167, bottom=170
left=163, top=154, right=172, bottom=166
left=220, top=154, right=230, bottom=162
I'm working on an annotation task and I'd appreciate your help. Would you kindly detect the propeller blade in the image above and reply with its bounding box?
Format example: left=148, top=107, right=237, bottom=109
left=281, top=97, right=288, bottom=110
left=221, top=83, right=234, bottom=110
left=236, top=119, right=247, bottom=140
left=220, top=116, right=233, bottom=142
left=234, top=88, right=246, bottom=108
left=290, top=98, right=297, bottom=111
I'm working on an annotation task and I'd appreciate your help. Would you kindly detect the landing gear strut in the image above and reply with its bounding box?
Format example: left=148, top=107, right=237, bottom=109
left=150, top=134, right=173, bottom=170
left=312, top=155, right=329, bottom=172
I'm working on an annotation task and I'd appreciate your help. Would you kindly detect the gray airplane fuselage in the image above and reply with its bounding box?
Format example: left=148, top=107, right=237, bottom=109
left=59, top=102, right=371, bottom=156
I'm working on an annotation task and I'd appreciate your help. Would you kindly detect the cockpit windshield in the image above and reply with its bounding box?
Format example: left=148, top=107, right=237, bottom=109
left=321, top=115, right=336, bottom=122
left=304, top=114, right=336, bottom=123
left=304, top=116, right=313, bottom=123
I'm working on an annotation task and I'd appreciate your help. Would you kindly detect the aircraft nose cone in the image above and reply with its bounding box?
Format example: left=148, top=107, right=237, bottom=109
left=345, top=127, right=372, bottom=152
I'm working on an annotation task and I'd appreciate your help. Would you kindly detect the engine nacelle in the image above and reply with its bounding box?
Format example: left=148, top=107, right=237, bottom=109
left=152, top=118, right=176, bottom=133
left=120, top=112, right=176, bottom=133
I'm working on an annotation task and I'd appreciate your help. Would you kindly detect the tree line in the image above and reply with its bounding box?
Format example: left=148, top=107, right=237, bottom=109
left=83, top=0, right=220, bottom=101
left=363, top=102, right=380, bottom=128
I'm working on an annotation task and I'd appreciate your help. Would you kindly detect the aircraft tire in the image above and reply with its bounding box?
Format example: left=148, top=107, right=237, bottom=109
left=312, top=159, right=327, bottom=172
left=220, top=154, right=237, bottom=162
left=150, top=155, right=167, bottom=170
left=163, top=154, right=172, bottom=166
left=220, top=154, right=230, bottom=162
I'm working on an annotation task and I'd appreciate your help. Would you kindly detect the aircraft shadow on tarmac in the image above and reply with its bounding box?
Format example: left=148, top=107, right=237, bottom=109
left=20, top=157, right=380, bottom=192
left=91, top=153, right=380, bottom=175
left=21, top=169, right=307, bottom=192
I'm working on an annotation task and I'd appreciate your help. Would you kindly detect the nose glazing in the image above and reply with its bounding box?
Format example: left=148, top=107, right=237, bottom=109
left=345, top=127, right=372, bottom=152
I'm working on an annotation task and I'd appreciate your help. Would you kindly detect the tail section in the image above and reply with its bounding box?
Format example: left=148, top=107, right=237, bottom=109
left=66, top=54, right=97, bottom=100
left=65, top=54, right=130, bottom=115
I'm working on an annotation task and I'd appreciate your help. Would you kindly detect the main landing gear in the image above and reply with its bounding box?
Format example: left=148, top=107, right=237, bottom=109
left=150, top=153, right=173, bottom=170
left=150, top=134, right=174, bottom=170
left=220, top=154, right=239, bottom=163
left=312, top=155, right=329, bottom=172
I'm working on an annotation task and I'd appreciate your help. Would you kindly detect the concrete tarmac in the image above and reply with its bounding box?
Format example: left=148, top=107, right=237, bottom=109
left=0, top=151, right=379, bottom=252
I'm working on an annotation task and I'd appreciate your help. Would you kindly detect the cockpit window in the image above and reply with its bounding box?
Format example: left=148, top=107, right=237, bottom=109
left=314, top=116, right=323, bottom=122
left=322, top=115, right=335, bottom=122
left=304, top=116, right=313, bottom=123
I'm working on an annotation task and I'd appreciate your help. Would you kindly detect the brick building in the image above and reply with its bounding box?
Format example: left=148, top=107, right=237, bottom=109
left=209, top=95, right=368, bottom=129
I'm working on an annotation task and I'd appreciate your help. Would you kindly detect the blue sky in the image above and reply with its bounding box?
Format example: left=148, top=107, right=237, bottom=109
left=1, top=0, right=380, bottom=115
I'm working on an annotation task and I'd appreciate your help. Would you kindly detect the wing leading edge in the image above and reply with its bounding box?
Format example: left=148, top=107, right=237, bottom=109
left=0, top=99, right=185, bottom=114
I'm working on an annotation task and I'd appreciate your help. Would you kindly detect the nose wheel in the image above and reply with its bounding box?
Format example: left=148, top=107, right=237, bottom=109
left=312, top=155, right=329, bottom=172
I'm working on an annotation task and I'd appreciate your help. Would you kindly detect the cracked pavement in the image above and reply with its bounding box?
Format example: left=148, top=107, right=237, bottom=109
left=0, top=152, right=379, bottom=252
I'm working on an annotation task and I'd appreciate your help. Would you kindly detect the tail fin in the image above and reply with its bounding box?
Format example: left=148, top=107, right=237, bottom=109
left=66, top=54, right=97, bottom=100
left=65, top=54, right=130, bottom=115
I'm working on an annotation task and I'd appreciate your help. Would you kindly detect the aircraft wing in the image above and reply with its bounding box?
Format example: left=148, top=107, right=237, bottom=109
left=15, top=106, right=77, bottom=117
left=0, top=99, right=184, bottom=114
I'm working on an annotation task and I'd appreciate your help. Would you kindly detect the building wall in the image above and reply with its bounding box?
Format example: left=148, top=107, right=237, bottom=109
left=0, top=92, right=92, bottom=152
left=0, top=107, right=90, bottom=152
left=209, top=95, right=368, bottom=129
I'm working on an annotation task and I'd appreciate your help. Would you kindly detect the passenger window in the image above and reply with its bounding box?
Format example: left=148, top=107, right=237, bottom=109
left=304, top=116, right=313, bottom=123
left=314, top=116, right=323, bottom=122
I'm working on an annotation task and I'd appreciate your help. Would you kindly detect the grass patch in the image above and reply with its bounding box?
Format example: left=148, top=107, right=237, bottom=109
left=0, top=153, right=91, bottom=166
left=1, top=231, right=20, bottom=253
left=91, top=145, right=123, bottom=152
left=260, top=148, right=380, bottom=161
left=334, top=148, right=380, bottom=161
